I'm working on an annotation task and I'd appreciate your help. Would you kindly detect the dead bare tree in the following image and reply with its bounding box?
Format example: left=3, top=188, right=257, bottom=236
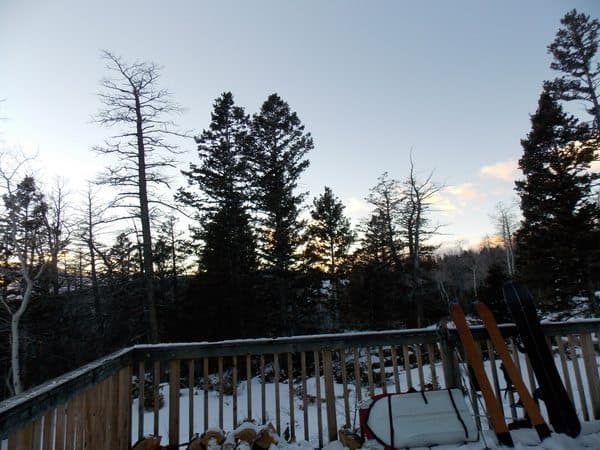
left=93, top=51, right=183, bottom=343
left=0, top=153, right=48, bottom=394
left=401, top=156, right=443, bottom=327
left=44, top=178, right=72, bottom=295
left=491, top=202, right=518, bottom=278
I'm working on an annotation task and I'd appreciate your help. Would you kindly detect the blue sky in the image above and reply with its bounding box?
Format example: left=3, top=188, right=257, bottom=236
left=1, top=0, right=598, bottom=247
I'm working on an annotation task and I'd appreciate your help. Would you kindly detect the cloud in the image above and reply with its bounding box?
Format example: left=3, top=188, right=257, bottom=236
left=344, top=196, right=373, bottom=225
left=479, top=160, right=518, bottom=181
left=433, top=182, right=485, bottom=217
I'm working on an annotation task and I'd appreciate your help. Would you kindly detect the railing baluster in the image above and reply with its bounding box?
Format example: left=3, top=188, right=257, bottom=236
left=403, top=344, right=412, bottom=391
left=581, top=333, right=600, bottom=419
left=556, top=335, right=574, bottom=403
left=169, top=360, right=181, bottom=448
left=323, top=350, right=337, bottom=443
left=232, top=355, right=238, bottom=429
left=203, top=357, right=209, bottom=431
left=415, top=344, right=424, bottom=390
left=218, top=356, right=224, bottom=430
left=274, top=353, right=280, bottom=433
left=55, top=403, right=66, bottom=450
left=32, top=416, right=42, bottom=449
left=8, top=421, right=34, bottom=450
left=260, top=354, right=266, bottom=425
left=524, top=352, right=537, bottom=395
left=246, top=354, right=252, bottom=421
left=287, top=352, right=295, bottom=442
left=486, top=340, right=503, bottom=414
left=42, top=409, right=54, bottom=449
left=120, top=367, right=132, bottom=450
left=153, top=361, right=160, bottom=437
left=427, top=343, right=437, bottom=389
left=75, top=393, right=84, bottom=450
left=390, top=346, right=400, bottom=393
left=366, top=347, right=374, bottom=397
left=569, top=334, right=589, bottom=421
left=378, top=347, right=387, bottom=394
left=314, top=351, right=323, bottom=449
left=188, top=360, right=195, bottom=441
left=301, top=351, right=309, bottom=441
left=138, top=360, right=145, bottom=440
left=352, top=348, right=361, bottom=402
left=340, top=349, right=350, bottom=427
left=66, top=397, right=76, bottom=450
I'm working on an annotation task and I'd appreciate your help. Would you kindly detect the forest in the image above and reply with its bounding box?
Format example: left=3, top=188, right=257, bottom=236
left=0, top=9, right=598, bottom=401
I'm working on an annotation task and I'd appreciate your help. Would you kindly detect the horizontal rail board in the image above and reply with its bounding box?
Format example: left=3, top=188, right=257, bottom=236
left=133, top=329, right=444, bottom=361
left=0, top=348, right=133, bottom=439
left=132, top=320, right=600, bottom=362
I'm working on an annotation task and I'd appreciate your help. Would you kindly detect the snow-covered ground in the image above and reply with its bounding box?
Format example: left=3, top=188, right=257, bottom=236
left=131, top=349, right=600, bottom=449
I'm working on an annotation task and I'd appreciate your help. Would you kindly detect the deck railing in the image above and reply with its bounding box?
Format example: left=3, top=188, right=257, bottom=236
left=1, top=319, right=599, bottom=449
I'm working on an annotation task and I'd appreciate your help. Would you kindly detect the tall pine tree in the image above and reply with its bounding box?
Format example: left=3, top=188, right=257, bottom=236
left=249, top=93, right=313, bottom=331
left=178, top=92, right=256, bottom=334
left=515, top=87, right=599, bottom=309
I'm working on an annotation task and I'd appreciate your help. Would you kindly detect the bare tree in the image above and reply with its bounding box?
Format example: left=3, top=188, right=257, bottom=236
left=490, top=202, right=518, bottom=278
left=93, top=51, right=183, bottom=342
left=44, top=178, right=72, bottom=295
left=0, top=154, right=48, bottom=394
left=400, top=157, right=443, bottom=326
left=77, top=182, right=115, bottom=339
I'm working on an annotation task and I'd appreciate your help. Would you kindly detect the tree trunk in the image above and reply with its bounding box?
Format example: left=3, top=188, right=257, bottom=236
left=10, top=272, right=35, bottom=395
left=135, top=93, right=159, bottom=343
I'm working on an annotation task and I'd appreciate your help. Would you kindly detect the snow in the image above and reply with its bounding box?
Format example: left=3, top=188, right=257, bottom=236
left=127, top=349, right=600, bottom=449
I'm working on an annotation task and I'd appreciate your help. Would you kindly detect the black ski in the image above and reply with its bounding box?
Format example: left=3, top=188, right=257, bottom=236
left=502, top=281, right=581, bottom=437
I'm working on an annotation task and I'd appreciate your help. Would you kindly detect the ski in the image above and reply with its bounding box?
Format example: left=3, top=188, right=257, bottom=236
left=450, top=302, right=514, bottom=447
left=502, top=281, right=581, bottom=437
left=473, top=301, right=551, bottom=441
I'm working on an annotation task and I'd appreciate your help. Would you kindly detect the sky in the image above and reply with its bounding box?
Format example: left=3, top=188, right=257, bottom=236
left=1, top=0, right=598, bottom=249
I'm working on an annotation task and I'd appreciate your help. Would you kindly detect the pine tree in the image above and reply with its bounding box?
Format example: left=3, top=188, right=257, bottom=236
left=179, top=92, right=256, bottom=276
left=249, top=93, right=313, bottom=331
left=515, top=87, right=599, bottom=308
left=178, top=92, right=257, bottom=335
left=547, top=9, right=600, bottom=129
left=305, top=186, right=354, bottom=275
left=364, top=172, right=404, bottom=269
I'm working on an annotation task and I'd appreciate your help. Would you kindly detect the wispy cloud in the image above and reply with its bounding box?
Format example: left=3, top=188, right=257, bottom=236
left=433, top=182, right=485, bottom=217
left=479, top=160, right=518, bottom=181
left=344, top=196, right=372, bottom=225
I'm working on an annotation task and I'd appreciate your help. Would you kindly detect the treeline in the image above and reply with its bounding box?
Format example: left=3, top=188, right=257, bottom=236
left=0, top=9, right=598, bottom=398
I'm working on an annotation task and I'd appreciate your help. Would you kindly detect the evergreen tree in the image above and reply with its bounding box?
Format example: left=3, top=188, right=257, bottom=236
left=515, top=87, right=599, bottom=309
left=547, top=9, right=600, bottom=129
left=305, top=186, right=354, bottom=275
left=363, top=173, right=404, bottom=269
left=178, top=92, right=257, bottom=335
left=249, top=93, right=313, bottom=331
left=179, top=92, right=256, bottom=276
